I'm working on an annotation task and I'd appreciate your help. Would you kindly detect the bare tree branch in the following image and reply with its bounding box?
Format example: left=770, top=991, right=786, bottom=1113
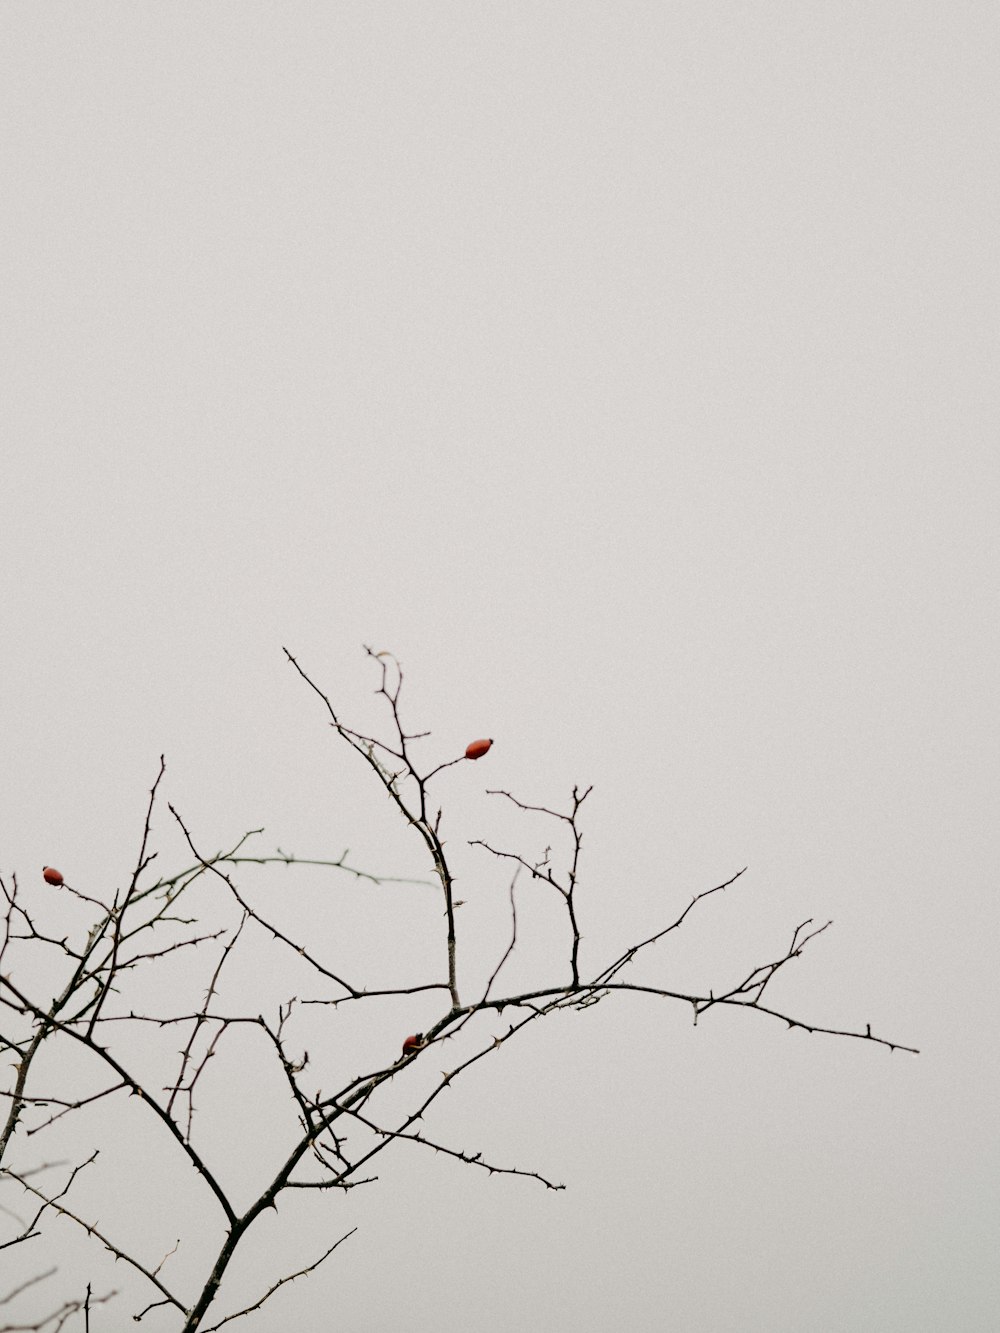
left=199, top=1229, right=357, bottom=1332
left=1, top=645, right=915, bottom=1331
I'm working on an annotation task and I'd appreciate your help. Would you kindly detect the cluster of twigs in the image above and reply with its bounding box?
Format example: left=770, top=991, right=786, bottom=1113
left=0, top=648, right=916, bottom=1329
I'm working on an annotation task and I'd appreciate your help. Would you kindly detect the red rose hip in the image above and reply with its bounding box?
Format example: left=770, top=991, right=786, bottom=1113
left=42, top=867, right=64, bottom=886
left=464, top=738, right=493, bottom=760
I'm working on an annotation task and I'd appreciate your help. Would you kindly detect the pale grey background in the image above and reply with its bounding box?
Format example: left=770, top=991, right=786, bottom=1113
left=2, top=4, right=997, bottom=1330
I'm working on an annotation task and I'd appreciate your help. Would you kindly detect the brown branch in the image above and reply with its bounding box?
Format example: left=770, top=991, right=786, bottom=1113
left=23, top=1082, right=129, bottom=1137
left=0, top=974, right=238, bottom=1226
left=284, top=646, right=462, bottom=1009
left=339, top=1101, right=563, bottom=1191
left=199, top=1228, right=357, bottom=1331
left=483, top=874, right=520, bottom=1002
left=170, top=806, right=362, bottom=998
left=167, top=914, right=248, bottom=1131
left=3, top=1163, right=184, bottom=1316
left=591, top=867, right=748, bottom=988
left=0, top=1283, right=116, bottom=1333
left=150, top=849, right=432, bottom=893
left=0, top=1269, right=57, bottom=1309
left=86, top=758, right=166, bottom=1039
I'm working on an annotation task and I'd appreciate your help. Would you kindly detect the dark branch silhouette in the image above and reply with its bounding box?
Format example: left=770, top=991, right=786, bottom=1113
left=0, top=647, right=917, bottom=1329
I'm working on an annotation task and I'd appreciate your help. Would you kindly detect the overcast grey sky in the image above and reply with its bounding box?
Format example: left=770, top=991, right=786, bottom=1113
left=2, top=4, right=998, bottom=1330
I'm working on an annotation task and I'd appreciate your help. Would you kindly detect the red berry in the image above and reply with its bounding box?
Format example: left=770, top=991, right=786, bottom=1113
left=464, top=738, right=493, bottom=760
left=401, top=1033, right=423, bottom=1056
left=42, top=867, right=64, bottom=886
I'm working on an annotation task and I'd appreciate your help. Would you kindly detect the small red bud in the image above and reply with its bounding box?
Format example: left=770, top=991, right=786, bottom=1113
left=42, top=866, right=64, bottom=886
left=464, top=738, right=493, bottom=760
